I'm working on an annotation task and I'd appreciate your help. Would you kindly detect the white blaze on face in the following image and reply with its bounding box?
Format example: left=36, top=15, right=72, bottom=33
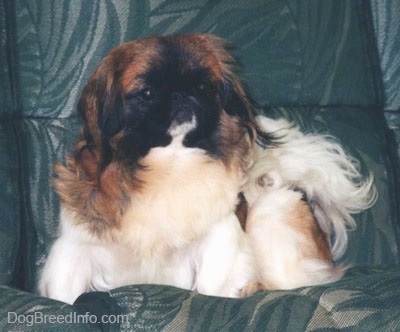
left=168, top=117, right=197, bottom=145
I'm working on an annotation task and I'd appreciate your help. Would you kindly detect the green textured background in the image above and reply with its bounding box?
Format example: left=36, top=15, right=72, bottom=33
left=0, top=1, right=400, bottom=331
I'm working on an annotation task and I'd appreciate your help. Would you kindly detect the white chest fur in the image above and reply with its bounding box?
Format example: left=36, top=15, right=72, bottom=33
left=121, top=141, right=241, bottom=252
left=39, top=137, right=254, bottom=303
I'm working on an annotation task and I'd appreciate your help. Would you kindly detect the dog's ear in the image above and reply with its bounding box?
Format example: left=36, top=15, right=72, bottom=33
left=200, top=35, right=258, bottom=140
left=220, top=76, right=253, bottom=122
left=201, top=34, right=275, bottom=147
left=200, top=35, right=255, bottom=122
left=77, top=56, right=125, bottom=170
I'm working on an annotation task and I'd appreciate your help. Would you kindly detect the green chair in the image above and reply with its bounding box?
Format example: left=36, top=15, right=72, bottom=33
left=1, top=1, right=399, bottom=330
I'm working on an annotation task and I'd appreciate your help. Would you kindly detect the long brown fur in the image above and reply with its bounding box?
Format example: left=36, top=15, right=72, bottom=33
left=41, top=34, right=351, bottom=304
left=53, top=34, right=258, bottom=237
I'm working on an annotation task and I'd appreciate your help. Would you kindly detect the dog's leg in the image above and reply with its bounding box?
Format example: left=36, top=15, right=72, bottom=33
left=194, top=215, right=256, bottom=297
left=246, top=188, right=343, bottom=290
left=38, top=237, right=93, bottom=304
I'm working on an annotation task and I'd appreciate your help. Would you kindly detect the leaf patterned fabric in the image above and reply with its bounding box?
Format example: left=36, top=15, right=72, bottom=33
left=109, top=267, right=400, bottom=332
left=371, top=0, right=400, bottom=111
left=370, top=0, right=400, bottom=168
left=0, top=0, right=400, bottom=331
left=16, top=0, right=383, bottom=118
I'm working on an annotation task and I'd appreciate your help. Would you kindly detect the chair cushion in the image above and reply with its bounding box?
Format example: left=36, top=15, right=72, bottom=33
left=109, top=266, right=400, bottom=331
left=371, top=0, right=400, bottom=111
left=0, top=285, right=111, bottom=331
left=15, top=0, right=382, bottom=119
left=6, top=0, right=398, bottom=291
left=0, top=123, right=20, bottom=286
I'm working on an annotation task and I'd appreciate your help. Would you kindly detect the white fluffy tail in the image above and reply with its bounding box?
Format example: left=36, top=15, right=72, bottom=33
left=244, top=116, right=377, bottom=261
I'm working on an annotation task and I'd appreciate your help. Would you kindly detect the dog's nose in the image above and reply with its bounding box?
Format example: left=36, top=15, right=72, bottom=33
left=170, top=91, right=195, bottom=128
left=170, top=106, right=193, bottom=125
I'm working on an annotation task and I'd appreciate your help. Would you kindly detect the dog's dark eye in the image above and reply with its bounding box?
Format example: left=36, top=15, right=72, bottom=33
left=139, top=87, right=156, bottom=101
left=198, top=83, right=207, bottom=91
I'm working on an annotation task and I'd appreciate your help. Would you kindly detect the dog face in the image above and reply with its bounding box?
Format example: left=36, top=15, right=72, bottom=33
left=77, top=34, right=259, bottom=171
left=55, top=34, right=273, bottom=233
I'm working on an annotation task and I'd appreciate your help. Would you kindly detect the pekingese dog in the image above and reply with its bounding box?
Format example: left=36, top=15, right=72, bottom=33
left=38, top=34, right=376, bottom=304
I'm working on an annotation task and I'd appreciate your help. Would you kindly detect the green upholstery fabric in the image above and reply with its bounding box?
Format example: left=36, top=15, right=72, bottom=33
left=371, top=0, right=400, bottom=171
left=0, top=122, right=20, bottom=286
left=16, top=0, right=383, bottom=116
left=110, top=267, right=400, bottom=332
left=0, top=285, right=122, bottom=331
left=1, top=0, right=400, bottom=330
left=0, top=0, right=21, bottom=288
left=1, top=268, right=400, bottom=331
left=371, top=0, right=400, bottom=112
